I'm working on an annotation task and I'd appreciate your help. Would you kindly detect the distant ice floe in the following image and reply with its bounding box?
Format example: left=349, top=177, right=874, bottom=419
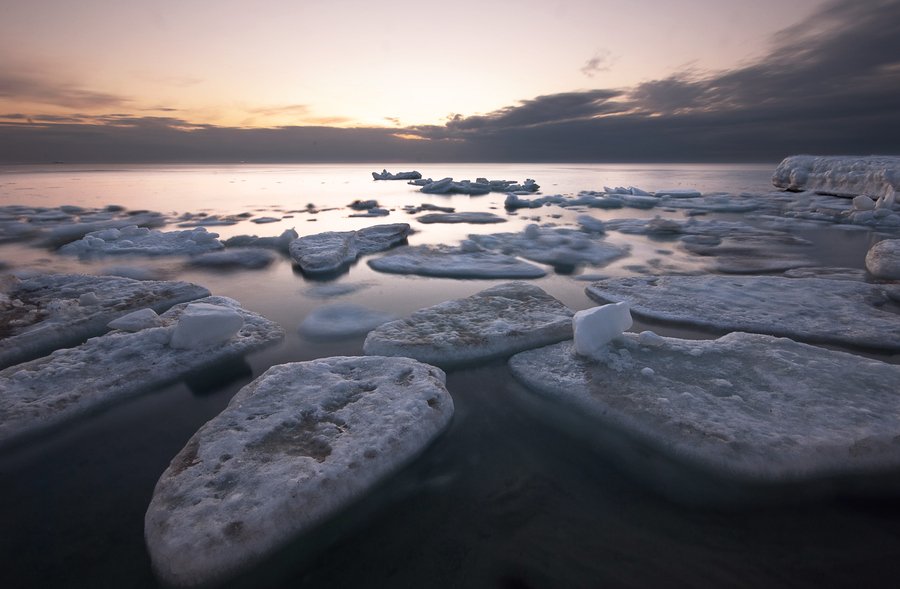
left=188, top=249, right=276, bottom=269
left=364, top=282, right=573, bottom=367
left=372, top=169, right=423, bottom=180
left=586, top=275, right=900, bottom=351
left=176, top=213, right=247, bottom=227
left=866, top=239, right=900, bottom=280
left=251, top=216, right=281, bottom=224
left=468, top=224, right=629, bottom=270
left=418, top=177, right=539, bottom=195
left=145, top=356, right=451, bottom=587
left=299, top=303, right=396, bottom=340
left=224, top=228, right=298, bottom=254
left=402, top=203, right=455, bottom=214
left=289, top=223, right=410, bottom=275
left=368, top=244, right=546, bottom=279
left=773, top=155, right=900, bottom=199
left=0, top=205, right=168, bottom=246
left=59, top=226, right=224, bottom=256
left=416, top=212, right=507, bottom=224
left=510, top=332, right=900, bottom=502
left=0, top=296, right=283, bottom=447
left=0, top=273, right=209, bottom=369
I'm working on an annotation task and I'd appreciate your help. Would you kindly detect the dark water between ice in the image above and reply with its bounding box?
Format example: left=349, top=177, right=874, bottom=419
left=1, top=163, right=899, bottom=588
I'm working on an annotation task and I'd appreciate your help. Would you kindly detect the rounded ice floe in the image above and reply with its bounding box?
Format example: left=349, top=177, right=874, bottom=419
left=367, top=244, right=546, bottom=279
left=59, top=226, right=224, bottom=256
left=416, top=212, right=507, bottom=224
left=586, top=275, right=900, bottom=351
left=0, top=273, right=210, bottom=369
left=0, top=296, right=283, bottom=447
left=573, top=302, right=633, bottom=359
left=509, top=332, right=900, bottom=501
left=188, top=248, right=276, bottom=269
left=299, top=303, right=395, bottom=340
left=773, top=155, right=900, bottom=198
left=145, top=356, right=452, bottom=587
left=866, top=239, right=900, bottom=280
left=289, top=223, right=410, bottom=275
left=363, top=282, right=573, bottom=367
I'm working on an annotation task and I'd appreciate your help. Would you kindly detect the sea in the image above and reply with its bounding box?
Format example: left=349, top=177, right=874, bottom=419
left=0, top=163, right=898, bottom=588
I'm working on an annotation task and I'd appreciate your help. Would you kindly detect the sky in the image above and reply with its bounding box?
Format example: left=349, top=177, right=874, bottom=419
left=1, top=0, right=898, bottom=163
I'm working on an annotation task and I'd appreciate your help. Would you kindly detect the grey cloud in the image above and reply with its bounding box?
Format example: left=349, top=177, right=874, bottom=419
left=580, top=49, right=614, bottom=77
left=0, top=71, right=128, bottom=109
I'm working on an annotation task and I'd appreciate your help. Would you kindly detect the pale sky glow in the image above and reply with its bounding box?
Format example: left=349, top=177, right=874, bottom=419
left=1, top=0, right=825, bottom=128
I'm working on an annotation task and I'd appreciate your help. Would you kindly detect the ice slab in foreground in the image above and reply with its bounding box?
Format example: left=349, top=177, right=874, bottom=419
left=299, top=303, right=396, bottom=340
left=0, top=296, right=283, bottom=447
left=0, top=273, right=210, bottom=369
left=289, top=224, right=410, bottom=275
left=510, top=332, right=900, bottom=501
left=59, top=226, right=224, bottom=256
left=468, top=224, right=629, bottom=269
left=586, top=275, right=900, bottom=351
left=364, top=282, right=573, bottom=367
left=367, top=244, right=546, bottom=279
left=773, top=155, right=900, bottom=199
left=145, top=356, right=451, bottom=587
left=866, top=239, right=900, bottom=280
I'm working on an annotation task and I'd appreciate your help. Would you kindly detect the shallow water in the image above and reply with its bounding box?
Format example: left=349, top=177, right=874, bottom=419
left=1, top=163, right=899, bottom=588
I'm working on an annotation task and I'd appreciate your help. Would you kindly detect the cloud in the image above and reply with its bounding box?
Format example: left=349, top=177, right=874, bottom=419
left=0, top=70, right=129, bottom=109
left=580, top=49, right=615, bottom=78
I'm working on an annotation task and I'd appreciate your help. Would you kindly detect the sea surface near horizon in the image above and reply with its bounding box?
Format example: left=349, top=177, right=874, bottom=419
left=1, top=162, right=898, bottom=589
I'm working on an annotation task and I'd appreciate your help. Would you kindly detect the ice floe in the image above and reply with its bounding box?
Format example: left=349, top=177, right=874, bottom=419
left=288, top=223, right=410, bottom=275
left=468, top=224, right=629, bottom=270
left=0, top=273, right=209, bottom=369
left=419, top=178, right=492, bottom=195
left=363, top=282, right=573, bottom=366
left=416, top=212, right=507, bottom=224
left=223, top=228, right=298, bottom=254
left=188, top=249, right=276, bottom=269
left=510, top=332, right=900, bottom=499
left=59, top=226, right=224, bottom=257
left=573, top=302, right=633, bottom=360
left=367, top=244, right=546, bottom=279
left=773, top=155, right=900, bottom=199
left=586, top=275, right=900, bottom=351
left=866, top=239, right=900, bottom=280
left=299, top=303, right=395, bottom=340
left=372, top=169, right=422, bottom=180
left=0, top=296, right=283, bottom=447
left=145, top=356, right=451, bottom=586
left=303, top=282, right=371, bottom=299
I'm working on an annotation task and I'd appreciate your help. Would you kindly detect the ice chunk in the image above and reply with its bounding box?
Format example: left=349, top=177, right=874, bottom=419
left=773, top=155, right=900, bottom=199
left=170, top=302, right=245, bottom=349
left=573, top=302, right=633, bottom=359
left=364, top=282, right=573, bottom=366
left=0, top=297, right=283, bottom=447
left=59, top=226, right=224, bottom=256
left=145, top=356, right=451, bottom=586
left=0, top=273, right=210, bottom=369
left=586, top=275, right=900, bottom=351
left=188, top=249, right=276, bottom=269
left=416, top=212, right=507, bottom=224
left=223, top=228, right=298, bottom=254
left=289, top=223, right=410, bottom=275
left=853, top=195, right=877, bottom=211
left=866, top=239, right=900, bottom=280
left=299, top=303, right=395, bottom=340
left=107, top=308, right=161, bottom=332
left=303, top=282, right=371, bottom=298
left=419, top=178, right=491, bottom=195
left=251, top=216, right=280, bottom=224
left=368, top=244, right=546, bottom=279
left=655, top=188, right=701, bottom=198
left=510, top=332, right=900, bottom=502
left=575, top=215, right=605, bottom=233
left=372, top=169, right=422, bottom=180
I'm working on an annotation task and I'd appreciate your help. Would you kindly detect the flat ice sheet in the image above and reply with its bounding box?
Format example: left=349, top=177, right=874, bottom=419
left=364, top=282, right=573, bottom=366
left=0, top=296, right=284, bottom=447
left=0, top=273, right=210, bottom=369
left=289, top=223, right=410, bottom=275
left=510, top=333, right=900, bottom=485
left=586, top=275, right=900, bottom=351
left=145, top=356, right=451, bottom=587
left=368, top=244, right=546, bottom=279
left=468, top=225, right=629, bottom=269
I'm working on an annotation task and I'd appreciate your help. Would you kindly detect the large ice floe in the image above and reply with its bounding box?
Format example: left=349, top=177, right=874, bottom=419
left=416, top=212, right=507, bottom=224
left=299, top=303, right=396, bottom=340
left=59, top=226, right=224, bottom=256
left=0, top=273, right=209, bottom=369
left=509, top=332, right=900, bottom=502
left=586, top=275, right=900, bottom=351
left=468, top=224, right=629, bottom=270
left=288, top=224, right=410, bottom=275
left=363, top=282, right=573, bottom=366
left=866, top=239, right=900, bottom=280
left=773, top=155, right=900, bottom=199
left=144, top=356, right=452, bottom=587
left=367, top=244, right=547, bottom=279
left=0, top=296, right=283, bottom=447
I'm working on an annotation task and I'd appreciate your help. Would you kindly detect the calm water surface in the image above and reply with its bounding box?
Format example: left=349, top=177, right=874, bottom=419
left=1, top=163, right=898, bottom=588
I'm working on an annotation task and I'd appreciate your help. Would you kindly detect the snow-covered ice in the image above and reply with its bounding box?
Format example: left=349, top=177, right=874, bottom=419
left=773, top=155, right=900, bottom=199
left=586, top=275, right=900, bottom=351
left=0, top=296, right=283, bottom=447
left=107, top=308, right=161, bottom=332
left=59, top=226, right=224, bottom=257
left=510, top=332, right=900, bottom=500
left=170, top=302, right=245, bottom=349
left=363, top=282, right=573, bottom=367
left=420, top=178, right=491, bottom=195
left=468, top=224, right=629, bottom=269
left=299, top=303, right=395, bottom=340
left=145, top=356, right=451, bottom=586
left=367, top=244, right=546, bottom=279
left=223, top=228, right=298, bottom=254
left=188, top=249, right=276, bottom=269
left=573, top=302, right=633, bottom=359
left=0, top=273, right=209, bottom=369
left=782, top=267, right=868, bottom=281
left=289, top=224, right=410, bottom=275
left=416, top=212, right=507, bottom=224
left=372, top=169, right=422, bottom=180
left=866, top=239, right=900, bottom=280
